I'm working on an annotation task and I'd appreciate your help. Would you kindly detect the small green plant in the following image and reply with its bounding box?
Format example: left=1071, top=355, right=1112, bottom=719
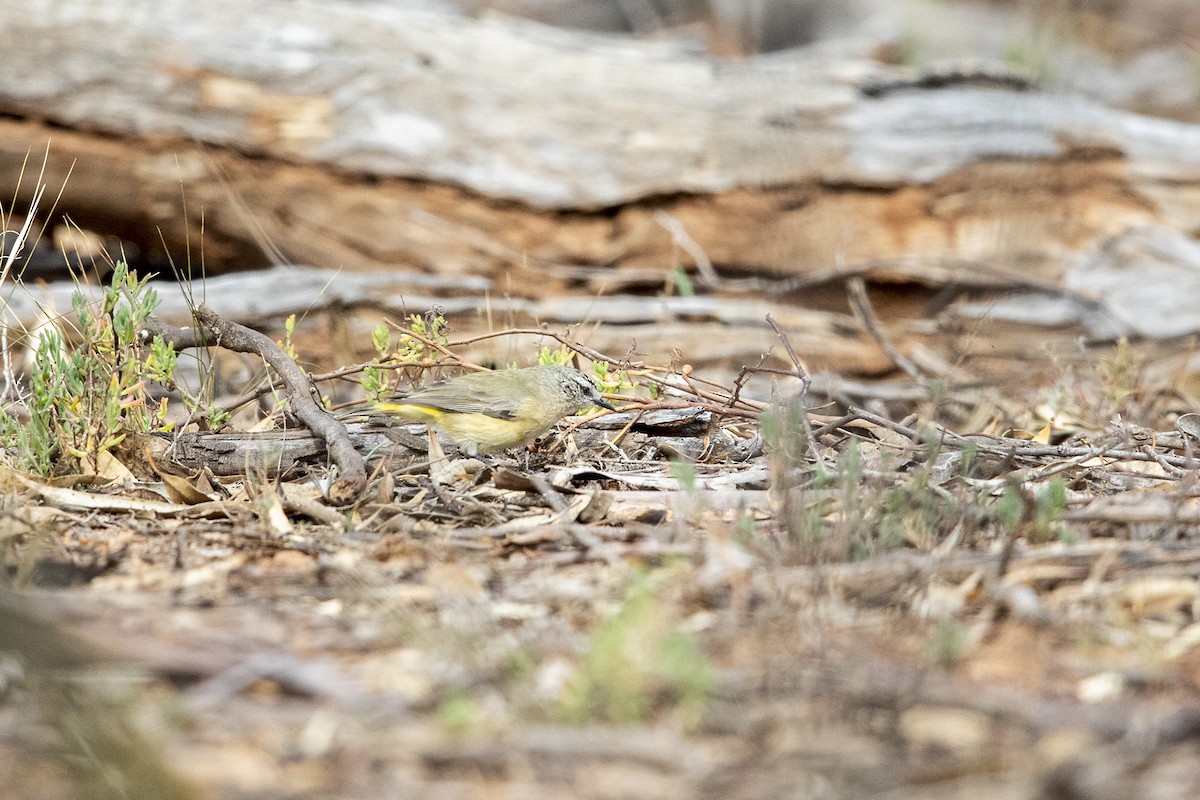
left=835, top=440, right=868, bottom=549
left=360, top=323, right=394, bottom=400
left=995, top=477, right=1069, bottom=544
left=764, top=396, right=970, bottom=560
left=669, top=460, right=698, bottom=492
left=396, top=309, right=449, bottom=361
left=279, top=313, right=298, bottom=360
left=959, top=439, right=978, bottom=477
left=872, top=464, right=962, bottom=555
left=762, top=398, right=828, bottom=550
left=0, top=262, right=178, bottom=475
left=559, top=571, right=713, bottom=725
left=361, top=310, right=450, bottom=400
left=672, top=265, right=695, bottom=298
left=1035, top=478, right=1068, bottom=537
left=732, top=507, right=756, bottom=546
left=1039, top=337, right=1150, bottom=438
left=436, top=686, right=483, bottom=735
left=592, top=359, right=635, bottom=397
left=923, top=617, right=968, bottom=669
left=1094, top=337, right=1141, bottom=418
left=536, top=344, right=574, bottom=367
left=994, top=482, right=1024, bottom=530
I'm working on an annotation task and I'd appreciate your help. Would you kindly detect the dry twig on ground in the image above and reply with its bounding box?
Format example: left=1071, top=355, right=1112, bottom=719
left=143, top=305, right=367, bottom=502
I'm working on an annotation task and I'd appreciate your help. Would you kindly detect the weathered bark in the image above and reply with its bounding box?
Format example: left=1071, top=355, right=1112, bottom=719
left=162, top=423, right=417, bottom=478
left=161, top=407, right=718, bottom=477
left=3, top=0, right=1200, bottom=283
left=5, top=264, right=890, bottom=375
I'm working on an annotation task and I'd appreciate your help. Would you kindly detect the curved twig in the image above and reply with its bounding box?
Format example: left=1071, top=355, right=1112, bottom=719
left=143, top=305, right=367, bottom=503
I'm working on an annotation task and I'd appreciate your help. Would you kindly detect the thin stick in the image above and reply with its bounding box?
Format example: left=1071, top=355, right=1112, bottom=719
left=653, top=211, right=721, bottom=286
left=144, top=306, right=366, bottom=503
left=381, top=318, right=486, bottom=371
left=845, top=276, right=925, bottom=383
left=765, top=313, right=825, bottom=471
left=446, top=327, right=643, bottom=370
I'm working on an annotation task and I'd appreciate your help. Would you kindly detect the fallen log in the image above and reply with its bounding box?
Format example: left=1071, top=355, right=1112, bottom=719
left=3, top=0, right=1200, bottom=285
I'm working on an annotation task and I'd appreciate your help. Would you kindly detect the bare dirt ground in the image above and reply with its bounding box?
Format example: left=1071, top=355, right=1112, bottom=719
left=4, top=288, right=1200, bottom=800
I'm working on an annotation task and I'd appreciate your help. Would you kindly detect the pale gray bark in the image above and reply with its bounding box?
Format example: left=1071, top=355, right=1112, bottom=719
left=4, top=0, right=1200, bottom=283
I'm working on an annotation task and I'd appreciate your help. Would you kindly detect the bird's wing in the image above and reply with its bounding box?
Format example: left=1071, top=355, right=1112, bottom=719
left=397, top=383, right=522, bottom=420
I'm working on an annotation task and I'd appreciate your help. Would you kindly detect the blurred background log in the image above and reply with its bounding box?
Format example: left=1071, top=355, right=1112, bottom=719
left=4, top=0, right=1200, bottom=288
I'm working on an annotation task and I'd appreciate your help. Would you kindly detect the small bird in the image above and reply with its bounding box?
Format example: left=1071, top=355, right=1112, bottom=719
left=374, top=365, right=615, bottom=456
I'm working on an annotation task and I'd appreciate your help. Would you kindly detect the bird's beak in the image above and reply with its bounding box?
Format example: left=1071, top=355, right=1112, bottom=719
left=595, top=397, right=616, bottom=411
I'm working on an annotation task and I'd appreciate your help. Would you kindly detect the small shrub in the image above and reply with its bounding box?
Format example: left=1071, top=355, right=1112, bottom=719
left=559, top=571, right=713, bottom=725
left=0, top=262, right=177, bottom=475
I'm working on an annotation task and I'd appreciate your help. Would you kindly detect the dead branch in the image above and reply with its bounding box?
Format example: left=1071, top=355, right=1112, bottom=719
left=763, top=312, right=825, bottom=472
left=845, top=276, right=926, bottom=383
left=143, top=305, right=367, bottom=502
